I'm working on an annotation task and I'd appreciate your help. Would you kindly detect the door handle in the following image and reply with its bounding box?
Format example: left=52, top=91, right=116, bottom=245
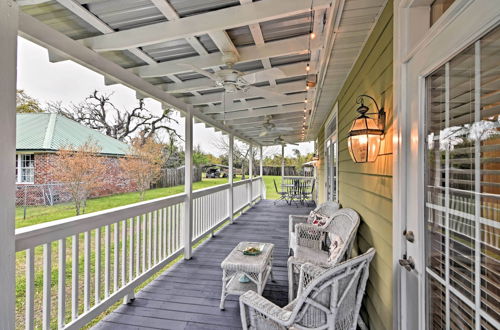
left=399, top=255, right=415, bottom=272
left=403, top=229, right=415, bottom=243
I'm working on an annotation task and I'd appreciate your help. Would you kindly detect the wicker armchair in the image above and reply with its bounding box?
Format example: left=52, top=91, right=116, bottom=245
left=288, top=208, right=360, bottom=301
left=240, top=248, right=376, bottom=330
left=288, top=201, right=341, bottom=255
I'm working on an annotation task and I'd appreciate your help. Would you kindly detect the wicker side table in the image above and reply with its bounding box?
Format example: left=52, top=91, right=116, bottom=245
left=220, top=242, right=274, bottom=310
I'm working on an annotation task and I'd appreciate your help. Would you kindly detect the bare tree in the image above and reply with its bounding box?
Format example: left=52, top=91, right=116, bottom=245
left=120, top=136, right=165, bottom=200
left=50, top=139, right=106, bottom=215
left=49, top=90, right=179, bottom=142
left=16, top=89, right=44, bottom=113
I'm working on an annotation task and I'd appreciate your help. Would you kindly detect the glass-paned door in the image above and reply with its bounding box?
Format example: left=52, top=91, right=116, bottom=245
left=424, top=25, right=500, bottom=329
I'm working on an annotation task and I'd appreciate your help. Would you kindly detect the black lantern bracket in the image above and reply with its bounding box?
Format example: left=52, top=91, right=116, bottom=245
left=356, top=94, right=386, bottom=134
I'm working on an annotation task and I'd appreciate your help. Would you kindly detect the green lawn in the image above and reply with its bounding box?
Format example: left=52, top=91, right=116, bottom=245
left=16, top=177, right=233, bottom=228
left=262, top=175, right=282, bottom=200
left=17, top=176, right=281, bottom=229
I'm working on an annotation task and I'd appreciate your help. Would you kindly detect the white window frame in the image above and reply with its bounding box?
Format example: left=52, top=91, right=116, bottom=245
left=16, top=153, right=35, bottom=184
left=324, top=103, right=339, bottom=202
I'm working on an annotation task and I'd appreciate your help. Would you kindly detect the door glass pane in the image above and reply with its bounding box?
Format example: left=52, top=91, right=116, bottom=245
left=426, top=66, right=447, bottom=278
left=448, top=44, right=475, bottom=301
left=479, top=25, right=500, bottom=323
left=424, top=24, right=500, bottom=329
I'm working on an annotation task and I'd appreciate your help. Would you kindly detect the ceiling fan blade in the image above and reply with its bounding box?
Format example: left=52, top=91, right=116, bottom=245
left=259, top=130, right=269, bottom=137
left=246, top=86, right=290, bottom=103
left=274, top=127, right=295, bottom=132
left=241, top=67, right=285, bottom=84
left=179, top=63, right=219, bottom=82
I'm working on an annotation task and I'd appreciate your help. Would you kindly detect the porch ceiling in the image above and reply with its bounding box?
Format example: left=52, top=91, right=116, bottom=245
left=17, top=0, right=385, bottom=145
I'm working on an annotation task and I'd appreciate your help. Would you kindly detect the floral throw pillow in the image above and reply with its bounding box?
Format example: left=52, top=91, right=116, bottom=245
left=306, top=211, right=328, bottom=227
left=328, top=234, right=344, bottom=263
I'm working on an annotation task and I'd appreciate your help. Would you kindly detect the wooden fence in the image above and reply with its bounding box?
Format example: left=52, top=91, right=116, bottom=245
left=153, top=166, right=202, bottom=188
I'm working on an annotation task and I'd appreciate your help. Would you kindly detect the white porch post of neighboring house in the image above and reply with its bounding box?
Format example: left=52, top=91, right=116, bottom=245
left=248, top=144, right=253, bottom=205
left=183, top=110, right=193, bottom=260
left=228, top=134, right=234, bottom=223
left=0, top=1, right=18, bottom=328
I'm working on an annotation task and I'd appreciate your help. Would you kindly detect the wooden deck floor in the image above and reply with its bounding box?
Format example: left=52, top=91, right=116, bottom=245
left=93, top=199, right=312, bottom=330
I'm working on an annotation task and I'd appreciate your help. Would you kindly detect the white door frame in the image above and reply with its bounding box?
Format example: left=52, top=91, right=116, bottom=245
left=324, top=102, right=338, bottom=202
left=393, top=0, right=500, bottom=329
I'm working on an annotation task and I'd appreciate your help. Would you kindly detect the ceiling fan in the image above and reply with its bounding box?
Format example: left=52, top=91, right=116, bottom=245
left=262, top=135, right=299, bottom=146
left=180, top=52, right=289, bottom=109
left=259, top=116, right=295, bottom=137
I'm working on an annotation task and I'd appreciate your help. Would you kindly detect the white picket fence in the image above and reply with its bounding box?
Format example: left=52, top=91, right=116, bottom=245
left=15, top=177, right=263, bottom=329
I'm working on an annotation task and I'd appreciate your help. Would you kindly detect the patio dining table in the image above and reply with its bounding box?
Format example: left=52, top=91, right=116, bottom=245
left=281, top=176, right=315, bottom=206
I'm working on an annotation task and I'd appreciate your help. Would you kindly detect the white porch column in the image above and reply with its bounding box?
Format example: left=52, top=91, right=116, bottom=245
left=228, top=134, right=234, bottom=223
left=259, top=146, right=263, bottom=177
left=183, top=110, right=193, bottom=260
left=248, top=144, right=253, bottom=205
left=281, top=144, right=285, bottom=179
left=260, top=145, right=265, bottom=199
left=0, top=1, right=18, bottom=328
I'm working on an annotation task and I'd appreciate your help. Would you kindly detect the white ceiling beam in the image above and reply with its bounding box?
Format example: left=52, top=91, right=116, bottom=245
left=149, top=0, right=238, bottom=57
left=202, top=93, right=306, bottom=114
left=80, top=0, right=333, bottom=51
left=184, top=81, right=305, bottom=105
left=17, top=11, right=254, bottom=146
left=239, top=0, right=276, bottom=87
left=134, top=35, right=322, bottom=78
left=54, top=0, right=157, bottom=65
left=160, top=62, right=313, bottom=93
left=212, top=104, right=309, bottom=120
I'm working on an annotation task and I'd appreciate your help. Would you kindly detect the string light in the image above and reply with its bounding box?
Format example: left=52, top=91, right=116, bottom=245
left=300, top=0, right=314, bottom=143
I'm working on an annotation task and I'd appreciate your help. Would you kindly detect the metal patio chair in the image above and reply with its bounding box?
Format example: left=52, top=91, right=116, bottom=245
left=273, top=178, right=289, bottom=205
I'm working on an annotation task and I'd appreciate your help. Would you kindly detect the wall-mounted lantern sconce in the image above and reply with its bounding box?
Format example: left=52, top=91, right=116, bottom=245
left=347, top=94, right=385, bottom=163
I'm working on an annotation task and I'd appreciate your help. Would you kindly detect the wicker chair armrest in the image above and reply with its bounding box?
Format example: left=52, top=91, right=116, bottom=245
left=240, top=290, right=292, bottom=323
left=289, top=215, right=308, bottom=233
left=295, top=223, right=325, bottom=250
left=297, top=262, right=328, bottom=296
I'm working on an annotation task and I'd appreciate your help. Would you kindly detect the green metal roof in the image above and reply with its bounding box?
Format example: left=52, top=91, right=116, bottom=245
left=16, top=113, right=129, bottom=156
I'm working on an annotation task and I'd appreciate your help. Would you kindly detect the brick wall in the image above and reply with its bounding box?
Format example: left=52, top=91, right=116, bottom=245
left=16, top=152, right=137, bottom=206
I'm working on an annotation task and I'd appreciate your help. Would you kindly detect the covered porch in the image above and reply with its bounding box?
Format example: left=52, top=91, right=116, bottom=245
left=94, top=200, right=310, bottom=330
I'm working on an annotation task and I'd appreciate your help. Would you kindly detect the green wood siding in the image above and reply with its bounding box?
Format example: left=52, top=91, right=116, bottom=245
left=315, top=2, right=394, bottom=329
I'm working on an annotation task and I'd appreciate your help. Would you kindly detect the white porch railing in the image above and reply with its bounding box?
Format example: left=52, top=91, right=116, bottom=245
left=15, top=177, right=263, bottom=329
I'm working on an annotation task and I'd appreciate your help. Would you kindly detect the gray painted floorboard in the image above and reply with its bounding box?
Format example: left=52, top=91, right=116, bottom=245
left=93, top=199, right=312, bottom=330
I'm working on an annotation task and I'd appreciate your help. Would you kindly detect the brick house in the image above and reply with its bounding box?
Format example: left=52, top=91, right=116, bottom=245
left=16, top=113, right=135, bottom=205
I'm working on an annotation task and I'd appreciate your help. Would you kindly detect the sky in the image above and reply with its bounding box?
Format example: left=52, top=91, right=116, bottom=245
left=16, top=37, right=313, bottom=157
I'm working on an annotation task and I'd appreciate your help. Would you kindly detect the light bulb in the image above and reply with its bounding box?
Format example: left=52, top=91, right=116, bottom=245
left=306, top=63, right=310, bottom=72
left=306, top=85, right=310, bottom=90
left=310, top=32, right=316, bottom=39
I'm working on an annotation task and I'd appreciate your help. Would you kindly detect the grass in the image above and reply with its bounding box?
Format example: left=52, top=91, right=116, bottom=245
left=16, top=177, right=234, bottom=228
left=14, top=175, right=281, bottom=329
left=262, top=175, right=282, bottom=200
